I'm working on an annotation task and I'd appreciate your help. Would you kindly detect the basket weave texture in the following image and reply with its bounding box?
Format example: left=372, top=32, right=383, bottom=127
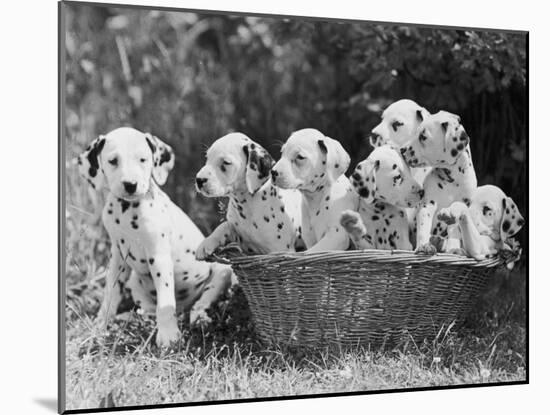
left=217, top=247, right=502, bottom=349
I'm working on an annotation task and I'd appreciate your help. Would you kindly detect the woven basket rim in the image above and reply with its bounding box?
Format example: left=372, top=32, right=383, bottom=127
left=212, top=244, right=504, bottom=269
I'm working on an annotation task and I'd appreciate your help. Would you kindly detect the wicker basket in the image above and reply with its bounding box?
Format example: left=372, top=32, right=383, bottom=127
left=216, top=246, right=504, bottom=349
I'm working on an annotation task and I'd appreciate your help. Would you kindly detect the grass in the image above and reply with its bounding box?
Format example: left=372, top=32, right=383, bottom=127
left=65, top=258, right=526, bottom=411
left=64, top=160, right=526, bottom=411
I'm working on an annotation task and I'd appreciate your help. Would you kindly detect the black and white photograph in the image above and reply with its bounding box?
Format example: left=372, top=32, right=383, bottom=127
left=60, top=1, right=527, bottom=412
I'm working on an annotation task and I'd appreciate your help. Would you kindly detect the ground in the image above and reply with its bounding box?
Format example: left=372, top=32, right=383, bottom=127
left=64, top=261, right=526, bottom=411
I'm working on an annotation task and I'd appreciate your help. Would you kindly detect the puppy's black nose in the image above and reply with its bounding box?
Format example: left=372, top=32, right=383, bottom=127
left=418, top=189, right=425, bottom=199
left=195, top=177, right=208, bottom=188
left=271, top=170, right=279, bottom=180
left=123, top=181, right=137, bottom=195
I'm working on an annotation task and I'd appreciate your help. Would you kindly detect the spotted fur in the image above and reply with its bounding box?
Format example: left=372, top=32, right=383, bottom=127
left=195, top=133, right=303, bottom=257
left=271, top=128, right=358, bottom=252
left=78, top=127, right=234, bottom=348
left=369, top=99, right=432, bottom=185
left=399, top=111, right=478, bottom=254
left=436, top=185, right=524, bottom=266
left=340, top=145, right=423, bottom=250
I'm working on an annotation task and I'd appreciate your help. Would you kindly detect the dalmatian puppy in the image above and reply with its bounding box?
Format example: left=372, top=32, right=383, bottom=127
left=195, top=133, right=303, bottom=257
left=369, top=99, right=432, bottom=186
left=77, top=127, right=234, bottom=348
left=271, top=128, right=359, bottom=252
left=370, top=99, right=430, bottom=148
left=436, top=185, right=525, bottom=261
left=340, top=145, right=424, bottom=250
left=400, top=111, right=478, bottom=254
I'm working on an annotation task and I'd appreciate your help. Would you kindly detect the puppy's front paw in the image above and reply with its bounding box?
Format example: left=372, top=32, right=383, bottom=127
left=95, top=306, right=115, bottom=329
left=457, top=212, right=470, bottom=225
left=449, top=248, right=467, bottom=256
left=190, top=307, right=212, bottom=328
left=340, top=210, right=366, bottom=235
left=415, top=243, right=437, bottom=255
left=155, top=322, right=181, bottom=348
left=429, top=235, right=445, bottom=252
left=195, top=238, right=220, bottom=261
left=437, top=208, right=456, bottom=225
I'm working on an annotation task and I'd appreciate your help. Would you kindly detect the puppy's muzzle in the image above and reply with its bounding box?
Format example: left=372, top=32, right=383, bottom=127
left=195, top=177, right=208, bottom=189
left=123, top=181, right=137, bottom=195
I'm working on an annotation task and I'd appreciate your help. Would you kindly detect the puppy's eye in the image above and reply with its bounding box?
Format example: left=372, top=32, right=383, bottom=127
left=220, top=160, right=231, bottom=172
left=482, top=206, right=492, bottom=215
left=295, top=154, right=305, bottom=162
left=139, top=158, right=147, bottom=163
left=391, top=121, right=404, bottom=132
left=108, top=158, right=118, bottom=167
left=419, top=133, right=427, bottom=142
left=393, top=174, right=403, bottom=185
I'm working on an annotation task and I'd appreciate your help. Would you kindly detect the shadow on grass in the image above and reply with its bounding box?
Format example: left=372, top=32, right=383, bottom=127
left=77, top=285, right=261, bottom=358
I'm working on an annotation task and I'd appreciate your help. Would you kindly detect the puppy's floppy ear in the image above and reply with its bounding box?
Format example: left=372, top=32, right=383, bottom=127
left=77, top=135, right=106, bottom=191
left=352, top=158, right=379, bottom=203
left=318, top=136, right=350, bottom=182
left=144, top=133, right=175, bottom=185
left=242, top=141, right=274, bottom=194
left=500, top=196, right=525, bottom=241
left=416, top=106, right=430, bottom=124
left=369, top=132, right=383, bottom=148
left=440, top=112, right=469, bottom=160
left=362, top=159, right=380, bottom=203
